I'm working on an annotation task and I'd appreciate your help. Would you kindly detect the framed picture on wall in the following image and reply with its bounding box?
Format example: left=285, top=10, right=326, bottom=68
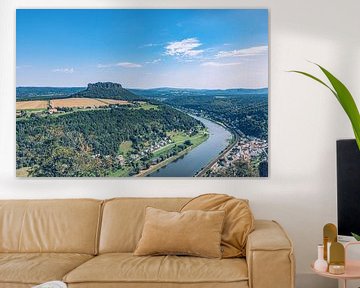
left=16, top=9, right=268, bottom=177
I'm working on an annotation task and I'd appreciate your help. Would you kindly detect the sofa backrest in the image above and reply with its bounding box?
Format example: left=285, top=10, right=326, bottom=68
left=99, top=197, right=190, bottom=253
left=0, top=199, right=102, bottom=254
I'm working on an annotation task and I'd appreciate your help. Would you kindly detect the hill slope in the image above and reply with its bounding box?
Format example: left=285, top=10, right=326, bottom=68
left=72, top=82, right=140, bottom=100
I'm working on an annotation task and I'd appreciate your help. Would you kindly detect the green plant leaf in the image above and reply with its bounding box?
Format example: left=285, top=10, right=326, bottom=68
left=289, top=70, right=337, bottom=98
left=316, top=65, right=360, bottom=145
left=290, top=64, right=360, bottom=150
left=353, top=127, right=360, bottom=150
left=351, top=232, right=360, bottom=241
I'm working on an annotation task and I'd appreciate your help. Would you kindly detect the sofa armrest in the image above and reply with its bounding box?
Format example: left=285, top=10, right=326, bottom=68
left=246, top=220, right=295, bottom=288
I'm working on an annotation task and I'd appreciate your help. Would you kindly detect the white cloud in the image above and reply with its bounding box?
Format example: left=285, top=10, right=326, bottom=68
left=97, top=62, right=142, bottom=68
left=165, top=38, right=204, bottom=57
left=216, top=45, right=268, bottom=58
left=141, top=43, right=162, bottom=48
left=117, top=62, right=142, bottom=68
left=145, top=59, right=162, bottom=64
left=52, top=68, right=74, bottom=73
left=201, top=62, right=242, bottom=67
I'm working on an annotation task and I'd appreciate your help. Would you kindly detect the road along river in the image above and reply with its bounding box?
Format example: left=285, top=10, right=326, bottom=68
left=148, top=115, right=232, bottom=177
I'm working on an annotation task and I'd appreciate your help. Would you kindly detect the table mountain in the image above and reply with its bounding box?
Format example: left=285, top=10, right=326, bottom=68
left=72, top=82, right=140, bottom=100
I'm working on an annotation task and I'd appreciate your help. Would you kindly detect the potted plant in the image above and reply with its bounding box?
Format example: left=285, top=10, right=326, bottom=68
left=291, top=63, right=360, bottom=240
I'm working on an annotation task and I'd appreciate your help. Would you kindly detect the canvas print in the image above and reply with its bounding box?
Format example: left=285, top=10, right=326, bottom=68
left=16, top=9, right=268, bottom=177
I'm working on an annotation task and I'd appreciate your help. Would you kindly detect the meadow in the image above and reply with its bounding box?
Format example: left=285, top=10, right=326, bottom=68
left=16, top=98, right=131, bottom=110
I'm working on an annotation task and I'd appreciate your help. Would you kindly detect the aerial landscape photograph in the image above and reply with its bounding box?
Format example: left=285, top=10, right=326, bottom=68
left=16, top=9, right=269, bottom=177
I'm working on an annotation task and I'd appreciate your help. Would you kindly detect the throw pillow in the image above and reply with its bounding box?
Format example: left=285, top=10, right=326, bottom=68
left=134, top=207, right=225, bottom=258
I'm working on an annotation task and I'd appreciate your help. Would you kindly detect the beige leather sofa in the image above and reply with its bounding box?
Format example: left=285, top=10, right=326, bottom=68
left=0, top=198, right=295, bottom=288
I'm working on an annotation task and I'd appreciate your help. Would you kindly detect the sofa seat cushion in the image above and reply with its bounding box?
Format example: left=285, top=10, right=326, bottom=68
left=67, top=283, right=249, bottom=288
left=0, top=253, right=93, bottom=285
left=64, top=253, right=248, bottom=285
left=0, top=284, right=33, bottom=288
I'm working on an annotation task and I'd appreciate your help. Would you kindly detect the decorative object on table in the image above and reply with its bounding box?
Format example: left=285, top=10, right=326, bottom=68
left=329, top=242, right=345, bottom=275
left=319, top=223, right=346, bottom=275
left=314, top=244, right=328, bottom=272
left=323, top=223, right=337, bottom=262
left=16, top=9, right=269, bottom=178
left=32, top=281, right=67, bottom=288
left=328, top=264, right=345, bottom=275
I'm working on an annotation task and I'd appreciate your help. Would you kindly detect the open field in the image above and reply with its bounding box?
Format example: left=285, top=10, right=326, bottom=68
left=16, top=98, right=132, bottom=110
left=16, top=100, right=48, bottom=110
left=152, top=130, right=208, bottom=158
left=16, top=167, right=30, bottom=177
left=108, top=167, right=132, bottom=177
left=134, top=102, right=158, bottom=110
left=51, top=98, right=108, bottom=108
left=99, top=99, right=130, bottom=105
left=118, top=140, right=133, bottom=155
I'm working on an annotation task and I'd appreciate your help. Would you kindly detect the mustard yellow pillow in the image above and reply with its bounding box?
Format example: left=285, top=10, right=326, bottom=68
left=134, top=207, right=225, bottom=258
left=181, top=194, right=254, bottom=258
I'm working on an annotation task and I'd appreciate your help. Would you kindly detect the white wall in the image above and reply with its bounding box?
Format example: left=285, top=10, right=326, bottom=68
left=1, top=0, right=359, bottom=287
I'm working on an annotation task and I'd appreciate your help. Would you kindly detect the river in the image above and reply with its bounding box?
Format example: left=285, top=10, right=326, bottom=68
left=147, top=115, right=232, bottom=177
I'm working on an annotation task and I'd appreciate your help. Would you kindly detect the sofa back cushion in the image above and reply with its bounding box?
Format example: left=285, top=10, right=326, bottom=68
left=99, top=198, right=189, bottom=253
left=0, top=199, right=102, bottom=254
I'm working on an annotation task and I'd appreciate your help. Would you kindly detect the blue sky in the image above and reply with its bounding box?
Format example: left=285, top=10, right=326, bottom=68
left=16, top=9, right=268, bottom=89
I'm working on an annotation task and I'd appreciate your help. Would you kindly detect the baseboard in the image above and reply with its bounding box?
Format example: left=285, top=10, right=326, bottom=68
left=296, top=273, right=337, bottom=288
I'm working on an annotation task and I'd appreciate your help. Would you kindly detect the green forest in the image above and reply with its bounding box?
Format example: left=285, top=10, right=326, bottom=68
left=132, top=89, right=268, bottom=140
left=164, top=95, right=267, bottom=140
left=16, top=104, right=203, bottom=177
